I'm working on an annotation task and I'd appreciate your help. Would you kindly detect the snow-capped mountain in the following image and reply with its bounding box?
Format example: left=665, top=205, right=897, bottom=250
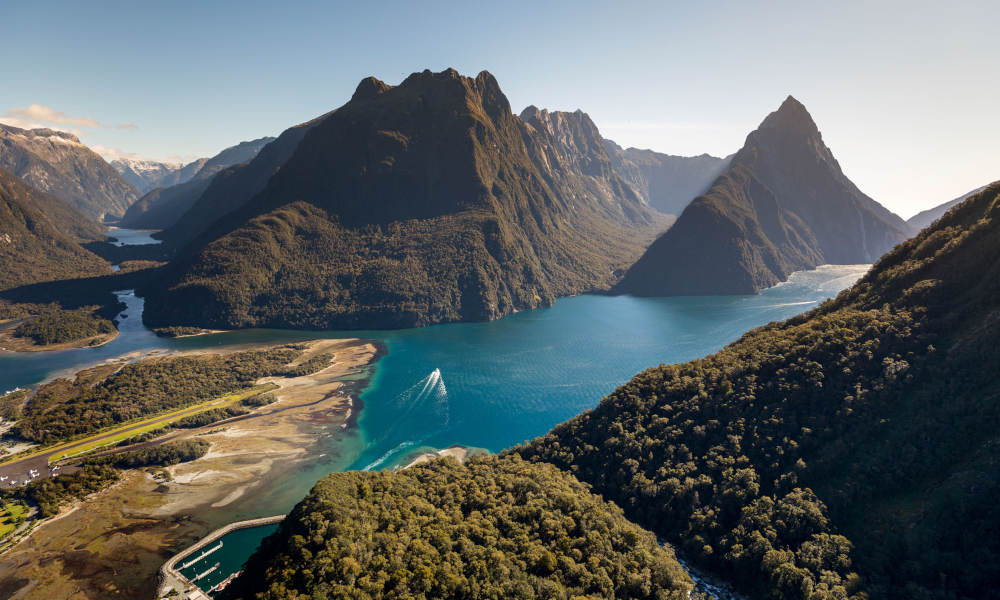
left=0, top=123, right=137, bottom=219
left=110, top=157, right=183, bottom=194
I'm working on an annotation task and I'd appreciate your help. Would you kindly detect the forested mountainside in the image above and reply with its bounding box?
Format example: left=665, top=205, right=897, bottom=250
left=0, top=123, right=137, bottom=219
left=141, top=69, right=664, bottom=330
left=156, top=115, right=332, bottom=248
left=603, top=139, right=730, bottom=215
left=906, top=181, right=996, bottom=232
left=118, top=136, right=274, bottom=229
left=118, top=176, right=213, bottom=230
left=517, top=183, right=1000, bottom=599
left=222, top=455, right=693, bottom=600
left=0, top=169, right=110, bottom=290
left=616, top=96, right=913, bottom=297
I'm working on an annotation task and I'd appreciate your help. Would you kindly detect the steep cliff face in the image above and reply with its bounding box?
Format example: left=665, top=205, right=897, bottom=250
left=156, top=114, right=332, bottom=248
left=0, top=169, right=109, bottom=290
left=616, top=96, right=913, bottom=296
left=602, top=139, right=730, bottom=215
left=0, top=124, right=137, bottom=219
left=118, top=136, right=275, bottom=230
left=141, top=69, right=664, bottom=330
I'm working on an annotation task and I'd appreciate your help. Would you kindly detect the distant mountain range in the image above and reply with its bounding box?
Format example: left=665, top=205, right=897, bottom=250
left=616, top=96, right=913, bottom=296
left=112, top=137, right=274, bottom=196
left=109, top=158, right=182, bottom=194
left=906, top=181, right=998, bottom=231
left=155, top=113, right=333, bottom=248
left=141, top=69, right=665, bottom=330
left=117, top=136, right=274, bottom=230
left=0, top=168, right=109, bottom=290
left=0, top=124, right=137, bottom=220
left=603, top=139, right=731, bottom=215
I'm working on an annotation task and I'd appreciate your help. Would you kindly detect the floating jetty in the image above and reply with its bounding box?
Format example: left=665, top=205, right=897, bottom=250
left=157, top=514, right=285, bottom=599
left=193, top=562, right=220, bottom=582
left=179, top=540, right=223, bottom=570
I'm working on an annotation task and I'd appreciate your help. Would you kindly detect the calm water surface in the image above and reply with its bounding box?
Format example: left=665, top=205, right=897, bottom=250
left=0, top=260, right=868, bottom=591
left=0, top=263, right=868, bottom=479
left=105, top=226, right=161, bottom=246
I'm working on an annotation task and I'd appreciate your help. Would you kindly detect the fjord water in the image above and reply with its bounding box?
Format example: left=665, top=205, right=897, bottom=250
left=347, top=264, right=869, bottom=472
left=0, top=264, right=868, bottom=514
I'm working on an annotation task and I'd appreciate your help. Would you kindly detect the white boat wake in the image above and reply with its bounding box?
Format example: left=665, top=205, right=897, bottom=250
left=361, top=368, right=450, bottom=471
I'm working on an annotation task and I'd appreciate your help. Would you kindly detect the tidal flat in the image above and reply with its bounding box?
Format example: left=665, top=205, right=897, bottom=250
left=0, top=338, right=378, bottom=599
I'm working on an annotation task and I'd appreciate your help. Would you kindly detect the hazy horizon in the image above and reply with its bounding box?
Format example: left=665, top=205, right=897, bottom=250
left=2, top=0, right=996, bottom=218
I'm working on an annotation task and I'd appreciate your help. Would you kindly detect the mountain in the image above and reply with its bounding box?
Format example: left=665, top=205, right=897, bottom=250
left=118, top=136, right=274, bottom=230
left=222, top=456, right=692, bottom=600
left=159, top=136, right=275, bottom=189
left=603, top=139, right=730, bottom=215
left=0, top=124, right=138, bottom=219
left=156, top=117, right=331, bottom=248
left=117, top=177, right=213, bottom=230
left=615, top=96, right=913, bottom=297
left=906, top=181, right=997, bottom=231
left=110, top=157, right=182, bottom=194
left=0, top=168, right=109, bottom=290
left=141, top=69, right=664, bottom=330
left=519, top=182, right=1000, bottom=599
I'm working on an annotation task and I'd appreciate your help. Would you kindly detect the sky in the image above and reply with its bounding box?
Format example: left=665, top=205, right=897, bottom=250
left=2, top=0, right=997, bottom=218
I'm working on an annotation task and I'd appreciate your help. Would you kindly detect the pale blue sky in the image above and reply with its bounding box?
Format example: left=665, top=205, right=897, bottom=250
left=2, top=0, right=997, bottom=217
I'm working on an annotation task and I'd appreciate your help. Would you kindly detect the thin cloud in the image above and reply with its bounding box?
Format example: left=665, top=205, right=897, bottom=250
left=0, top=104, right=137, bottom=131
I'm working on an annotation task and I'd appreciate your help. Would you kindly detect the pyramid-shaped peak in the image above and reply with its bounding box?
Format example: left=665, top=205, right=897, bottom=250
left=758, top=95, right=819, bottom=136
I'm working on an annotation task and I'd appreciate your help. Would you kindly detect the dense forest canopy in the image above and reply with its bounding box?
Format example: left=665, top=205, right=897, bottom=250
left=516, top=183, right=1000, bottom=599
left=223, top=455, right=693, bottom=600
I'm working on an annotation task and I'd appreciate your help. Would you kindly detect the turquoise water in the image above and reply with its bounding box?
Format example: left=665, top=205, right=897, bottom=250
left=345, top=264, right=868, bottom=471
left=0, top=264, right=868, bottom=503
left=0, top=264, right=868, bottom=592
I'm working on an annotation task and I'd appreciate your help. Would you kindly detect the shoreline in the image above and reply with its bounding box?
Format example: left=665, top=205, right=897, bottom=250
left=400, top=445, right=478, bottom=469
left=0, top=326, right=119, bottom=354
left=0, top=337, right=382, bottom=599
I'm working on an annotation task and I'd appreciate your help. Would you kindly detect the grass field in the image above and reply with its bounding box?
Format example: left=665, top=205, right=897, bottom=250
left=0, top=501, right=29, bottom=538
left=49, top=384, right=278, bottom=461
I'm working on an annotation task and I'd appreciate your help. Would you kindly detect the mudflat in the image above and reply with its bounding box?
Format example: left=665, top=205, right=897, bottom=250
left=0, top=338, right=378, bottom=599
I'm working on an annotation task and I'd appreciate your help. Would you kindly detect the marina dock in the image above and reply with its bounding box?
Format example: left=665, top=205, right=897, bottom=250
left=157, top=515, right=284, bottom=599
